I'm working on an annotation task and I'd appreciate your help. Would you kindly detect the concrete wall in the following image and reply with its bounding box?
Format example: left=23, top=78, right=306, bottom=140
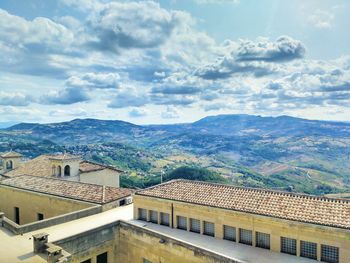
left=80, top=169, right=120, bottom=188
left=133, top=195, right=350, bottom=263
left=0, top=186, right=94, bottom=225
left=52, top=221, right=240, bottom=263
left=2, top=205, right=102, bottom=234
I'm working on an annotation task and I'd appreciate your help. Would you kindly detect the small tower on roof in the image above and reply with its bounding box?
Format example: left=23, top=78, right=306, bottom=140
left=49, top=153, right=81, bottom=177
left=0, top=151, right=23, bottom=172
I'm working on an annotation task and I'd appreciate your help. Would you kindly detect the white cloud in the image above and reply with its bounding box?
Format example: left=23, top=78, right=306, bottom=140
left=66, top=72, right=120, bottom=89
left=161, top=106, right=180, bottom=119
left=308, top=9, right=334, bottom=29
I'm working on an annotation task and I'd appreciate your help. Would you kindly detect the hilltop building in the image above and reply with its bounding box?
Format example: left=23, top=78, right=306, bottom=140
left=0, top=152, right=122, bottom=187
left=1, top=176, right=349, bottom=263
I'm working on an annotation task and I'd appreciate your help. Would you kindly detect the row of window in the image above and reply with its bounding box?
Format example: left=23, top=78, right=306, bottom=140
left=138, top=208, right=339, bottom=263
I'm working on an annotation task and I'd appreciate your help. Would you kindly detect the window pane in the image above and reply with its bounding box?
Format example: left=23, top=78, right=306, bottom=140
left=190, top=218, right=200, bottom=233
left=138, top=208, right=147, bottom=221
left=160, top=212, right=170, bottom=226
left=223, top=225, right=236, bottom=241
left=321, top=245, right=339, bottom=263
left=149, top=210, right=158, bottom=223
left=281, top=237, right=297, bottom=255
left=239, top=229, right=252, bottom=245
left=96, top=252, right=107, bottom=263
left=203, top=221, right=215, bottom=237
left=143, top=259, right=152, bottom=263
left=256, top=232, right=270, bottom=249
left=177, top=216, right=187, bottom=230
left=300, top=241, right=317, bottom=260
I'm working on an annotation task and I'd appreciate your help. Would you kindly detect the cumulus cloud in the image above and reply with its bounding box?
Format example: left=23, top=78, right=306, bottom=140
left=40, top=87, right=90, bottom=105
left=86, top=1, right=186, bottom=53
left=195, top=36, right=305, bottom=80
left=151, top=86, right=201, bottom=95
left=108, top=89, right=149, bottom=108
left=66, top=72, right=120, bottom=89
left=235, top=36, right=305, bottom=62
left=0, top=92, right=33, bottom=106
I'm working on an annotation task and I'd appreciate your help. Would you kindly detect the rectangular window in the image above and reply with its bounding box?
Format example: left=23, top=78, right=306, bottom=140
left=14, top=207, right=20, bottom=225
left=81, top=259, right=91, bottom=263
left=177, top=216, right=187, bottom=230
left=138, top=208, right=147, bottom=221
left=119, top=199, right=126, bottom=206
left=190, top=218, right=200, bottom=233
left=160, top=212, right=170, bottom=226
left=96, top=252, right=108, bottom=263
left=223, top=225, right=236, bottom=241
left=281, top=237, right=297, bottom=255
left=300, top=241, right=317, bottom=260
left=149, top=210, right=158, bottom=224
left=321, top=245, right=339, bottom=263
left=203, top=221, right=215, bottom=237
left=239, top=229, right=252, bottom=245
left=37, top=213, right=44, bottom=221
left=256, top=232, right=270, bottom=249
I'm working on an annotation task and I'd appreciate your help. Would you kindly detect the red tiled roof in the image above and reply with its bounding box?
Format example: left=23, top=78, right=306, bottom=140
left=79, top=160, right=123, bottom=173
left=0, top=175, right=132, bottom=204
left=136, top=180, right=350, bottom=229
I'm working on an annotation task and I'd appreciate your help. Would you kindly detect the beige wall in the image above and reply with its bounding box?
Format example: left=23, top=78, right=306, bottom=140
left=80, top=169, right=120, bottom=187
left=134, top=195, right=350, bottom=263
left=0, top=186, right=94, bottom=225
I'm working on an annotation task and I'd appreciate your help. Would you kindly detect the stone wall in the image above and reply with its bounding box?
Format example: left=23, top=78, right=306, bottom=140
left=0, top=186, right=95, bottom=225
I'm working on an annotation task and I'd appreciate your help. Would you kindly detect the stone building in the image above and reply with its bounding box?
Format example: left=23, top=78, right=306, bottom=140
left=0, top=151, right=23, bottom=174
left=0, top=178, right=349, bottom=263
left=1, top=152, right=122, bottom=187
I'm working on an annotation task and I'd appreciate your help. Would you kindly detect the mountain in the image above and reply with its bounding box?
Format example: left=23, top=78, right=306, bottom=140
left=2, top=114, right=350, bottom=195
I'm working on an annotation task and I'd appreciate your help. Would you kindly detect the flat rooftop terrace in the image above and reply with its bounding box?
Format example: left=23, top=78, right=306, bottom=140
left=0, top=204, right=133, bottom=263
left=1, top=204, right=317, bottom=263
left=129, top=220, right=318, bottom=263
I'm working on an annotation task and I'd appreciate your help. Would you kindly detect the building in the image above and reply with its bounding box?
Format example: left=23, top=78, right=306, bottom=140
left=0, top=151, right=23, bottom=174
left=0, top=175, right=133, bottom=228
left=1, top=178, right=349, bottom=263
left=1, top=152, right=123, bottom=187
left=134, top=179, right=350, bottom=263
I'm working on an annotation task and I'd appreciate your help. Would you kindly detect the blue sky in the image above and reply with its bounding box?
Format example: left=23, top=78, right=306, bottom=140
left=0, top=0, right=349, bottom=124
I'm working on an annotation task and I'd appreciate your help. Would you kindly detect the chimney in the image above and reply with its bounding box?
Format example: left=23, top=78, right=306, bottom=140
left=32, top=232, right=49, bottom=253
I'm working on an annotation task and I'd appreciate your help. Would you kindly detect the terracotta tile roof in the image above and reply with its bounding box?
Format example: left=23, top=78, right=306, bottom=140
left=0, top=151, right=22, bottom=158
left=79, top=160, right=124, bottom=173
left=0, top=175, right=133, bottom=204
left=5, top=155, right=52, bottom=177
left=48, top=154, right=80, bottom=161
left=5, top=155, right=122, bottom=177
left=136, top=180, right=350, bottom=230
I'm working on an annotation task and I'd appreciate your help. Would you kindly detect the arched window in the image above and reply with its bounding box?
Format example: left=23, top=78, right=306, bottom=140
left=64, top=165, right=70, bottom=176
left=52, top=165, right=56, bottom=176
left=57, top=165, right=62, bottom=176
left=6, top=160, right=13, bottom=170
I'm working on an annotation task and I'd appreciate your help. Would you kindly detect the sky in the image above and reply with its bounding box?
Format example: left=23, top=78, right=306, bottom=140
left=0, top=0, right=350, bottom=124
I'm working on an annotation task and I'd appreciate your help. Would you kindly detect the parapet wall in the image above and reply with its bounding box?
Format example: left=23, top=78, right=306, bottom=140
left=1, top=205, right=102, bottom=235
left=49, top=220, right=243, bottom=263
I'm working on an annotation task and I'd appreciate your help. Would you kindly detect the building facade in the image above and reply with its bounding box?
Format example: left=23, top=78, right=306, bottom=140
left=134, top=179, right=350, bottom=263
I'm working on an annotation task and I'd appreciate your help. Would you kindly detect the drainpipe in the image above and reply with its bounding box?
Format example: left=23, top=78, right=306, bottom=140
left=171, top=203, right=174, bottom=228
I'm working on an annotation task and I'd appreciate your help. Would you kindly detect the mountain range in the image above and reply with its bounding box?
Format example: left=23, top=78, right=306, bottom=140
left=1, top=114, right=350, bottom=195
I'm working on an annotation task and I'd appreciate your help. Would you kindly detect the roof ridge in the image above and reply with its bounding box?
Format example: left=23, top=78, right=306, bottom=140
left=149, top=179, right=350, bottom=203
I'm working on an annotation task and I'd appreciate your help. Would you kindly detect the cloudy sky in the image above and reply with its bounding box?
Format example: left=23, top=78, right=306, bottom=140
left=0, top=0, right=350, bottom=124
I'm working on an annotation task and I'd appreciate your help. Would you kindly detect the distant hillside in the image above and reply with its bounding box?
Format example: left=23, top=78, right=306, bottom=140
left=2, top=114, right=350, bottom=195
